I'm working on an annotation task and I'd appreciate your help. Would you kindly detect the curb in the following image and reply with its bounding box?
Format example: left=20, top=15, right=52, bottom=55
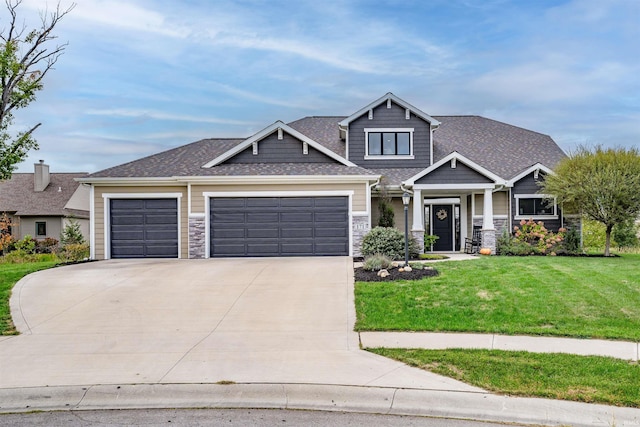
left=1, top=383, right=639, bottom=426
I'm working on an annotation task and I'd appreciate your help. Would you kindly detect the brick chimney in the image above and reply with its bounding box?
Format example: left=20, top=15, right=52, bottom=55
left=34, top=160, right=50, bottom=192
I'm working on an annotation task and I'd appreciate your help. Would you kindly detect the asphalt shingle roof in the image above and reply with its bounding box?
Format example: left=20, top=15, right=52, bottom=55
left=0, top=173, right=89, bottom=218
left=87, top=112, right=565, bottom=184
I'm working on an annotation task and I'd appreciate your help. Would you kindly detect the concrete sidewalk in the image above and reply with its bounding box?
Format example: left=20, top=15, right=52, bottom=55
left=360, top=332, right=640, bottom=361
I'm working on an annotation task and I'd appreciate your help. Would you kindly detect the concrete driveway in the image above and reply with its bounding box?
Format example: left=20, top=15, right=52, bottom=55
left=1, top=257, right=478, bottom=391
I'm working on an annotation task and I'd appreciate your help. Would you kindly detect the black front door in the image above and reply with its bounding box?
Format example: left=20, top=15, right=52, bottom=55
left=432, top=205, right=453, bottom=251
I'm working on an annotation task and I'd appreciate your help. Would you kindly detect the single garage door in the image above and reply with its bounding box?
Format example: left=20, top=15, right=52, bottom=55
left=110, top=198, right=178, bottom=258
left=210, top=196, right=349, bottom=257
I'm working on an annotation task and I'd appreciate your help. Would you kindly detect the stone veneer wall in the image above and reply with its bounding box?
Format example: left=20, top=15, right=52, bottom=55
left=352, top=215, right=370, bottom=257
left=412, top=231, right=425, bottom=254
left=473, top=218, right=510, bottom=236
left=189, top=215, right=206, bottom=259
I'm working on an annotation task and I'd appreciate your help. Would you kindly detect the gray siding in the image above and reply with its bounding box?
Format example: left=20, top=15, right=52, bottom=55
left=511, top=172, right=562, bottom=231
left=225, top=132, right=335, bottom=164
left=348, top=101, right=431, bottom=168
left=415, top=162, right=493, bottom=184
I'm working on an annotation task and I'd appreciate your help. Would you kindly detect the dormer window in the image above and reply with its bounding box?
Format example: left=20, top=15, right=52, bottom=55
left=365, top=128, right=414, bottom=159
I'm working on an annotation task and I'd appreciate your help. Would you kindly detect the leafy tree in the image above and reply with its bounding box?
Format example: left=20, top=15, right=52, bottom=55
left=612, top=219, right=639, bottom=249
left=541, top=146, right=640, bottom=256
left=0, top=0, right=74, bottom=179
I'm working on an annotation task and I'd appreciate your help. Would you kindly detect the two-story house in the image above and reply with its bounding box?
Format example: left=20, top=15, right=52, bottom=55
left=80, top=93, right=571, bottom=259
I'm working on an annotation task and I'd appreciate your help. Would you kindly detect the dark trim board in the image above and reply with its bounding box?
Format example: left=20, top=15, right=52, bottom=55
left=209, top=196, right=349, bottom=257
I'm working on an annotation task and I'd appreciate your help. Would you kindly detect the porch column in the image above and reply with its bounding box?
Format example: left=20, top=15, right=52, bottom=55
left=482, top=188, right=496, bottom=254
left=411, top=189, right=425, bottom=253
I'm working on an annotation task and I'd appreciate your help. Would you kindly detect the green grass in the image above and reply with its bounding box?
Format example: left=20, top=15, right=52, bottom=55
left=355, top=254, right=640, bottom=340
left=0, top=259, right=58, bottom=335
left=370, top=348, right=640, bottom=408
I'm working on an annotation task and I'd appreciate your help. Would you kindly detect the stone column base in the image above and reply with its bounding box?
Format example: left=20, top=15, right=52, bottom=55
left=352, top=216, right=370, bottom=257
left=189, top=215, right=206, bottom=259
left=411, top=230, right=425, bottom=254
left=481, top=229, right=496, bottom=254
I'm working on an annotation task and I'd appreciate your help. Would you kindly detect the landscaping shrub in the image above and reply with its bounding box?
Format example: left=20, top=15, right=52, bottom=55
left=583, top=219, right=606, bottom=250
left=362, top=253, right=394, bottom=271
left=513, top=219, right=565, bottom=255
left=378, top=200, right=394, bottom=227
left=14, top=235, right=36, bottom=254
left=60, top=243, right=90, bottom=262
left=361, top=226, right=418, bottom=260
left=562, top=227, right=582, bottom=254
left=35, top=237, right=59, bottom=254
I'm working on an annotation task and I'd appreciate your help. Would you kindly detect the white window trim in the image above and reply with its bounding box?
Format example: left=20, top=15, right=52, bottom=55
left=204, top=190, right=355, bottom=259
left=102, top=192, right=183, bottom=260
left=513, top=193, right=558, bottom=220
left=364, top=128, right=415, bottom=160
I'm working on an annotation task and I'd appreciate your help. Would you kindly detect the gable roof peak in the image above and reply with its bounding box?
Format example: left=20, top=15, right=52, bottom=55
left=339, top=92, right=441, bottom=128
left=202, top=120, right=356, bottom=168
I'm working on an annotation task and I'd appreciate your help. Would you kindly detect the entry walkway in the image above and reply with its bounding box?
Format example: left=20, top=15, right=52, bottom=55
left=360, top=332, right=640, bottom=361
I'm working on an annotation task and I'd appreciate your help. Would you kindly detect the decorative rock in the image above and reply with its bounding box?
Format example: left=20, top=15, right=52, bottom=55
left=377, top=269, right=389, bottom=278
left=404, top=266, right=412, bottom=272
left=398, top=267, right=405, bottom=272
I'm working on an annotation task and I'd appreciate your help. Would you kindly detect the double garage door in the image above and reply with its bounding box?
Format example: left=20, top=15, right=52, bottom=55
left=109, top=196, right=349, bottom=258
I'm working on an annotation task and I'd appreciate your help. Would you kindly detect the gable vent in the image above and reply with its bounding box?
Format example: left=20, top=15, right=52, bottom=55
left=387, top=98, right=392, bottom=108
left=451, top=158, right=457, bottom=169
left=368, top=109, right=373, bottom=120
left=405, top=108, right=411, bottom=120
left=252, top=142, right=258, bottom=155
left=277, top=128, right=283, bottom=140
left=303, top=142, right=308, bottom=155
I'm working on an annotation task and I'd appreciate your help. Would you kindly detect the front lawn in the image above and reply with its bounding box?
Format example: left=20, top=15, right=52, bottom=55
left=355, top=255, right=640, bottom=340
left=0, top=260, right=58, bottom=334
left=370, top=348, right=640, bottom=408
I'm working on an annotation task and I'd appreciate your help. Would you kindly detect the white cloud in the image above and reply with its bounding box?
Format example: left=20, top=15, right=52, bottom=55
left=85, top=108, right=255, bottom=126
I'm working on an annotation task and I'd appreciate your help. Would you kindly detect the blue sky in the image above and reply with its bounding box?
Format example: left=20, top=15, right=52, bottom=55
left=11, top=0, right=640, bottom=173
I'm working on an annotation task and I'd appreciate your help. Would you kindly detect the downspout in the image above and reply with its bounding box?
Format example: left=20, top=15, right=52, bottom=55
left=368, top=177, right=381, bottom=228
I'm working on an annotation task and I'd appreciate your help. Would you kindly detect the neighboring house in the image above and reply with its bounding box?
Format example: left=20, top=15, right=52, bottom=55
left=79, top=93, right=572, bottom=260
left=0, top=161, right=90, bottom=243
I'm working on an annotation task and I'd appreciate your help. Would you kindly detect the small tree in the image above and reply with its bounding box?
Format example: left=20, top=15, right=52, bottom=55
left=376, top=177, right=394, bottom=227
left=60, top=218, right=84, bottom=246
left=541, top=146, right=640, bottom=256
left=0, top=212, right=15, bottom=253
left=0, top=0, right=74, bottom=179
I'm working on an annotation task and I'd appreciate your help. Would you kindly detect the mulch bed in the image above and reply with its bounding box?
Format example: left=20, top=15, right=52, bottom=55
left=354, top=266, right=439, bottom=282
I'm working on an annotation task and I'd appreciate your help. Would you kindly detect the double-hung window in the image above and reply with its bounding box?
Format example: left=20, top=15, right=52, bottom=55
left=365, top=128, right=414, bottom=159
left=514, top=194, right=557, bottom=219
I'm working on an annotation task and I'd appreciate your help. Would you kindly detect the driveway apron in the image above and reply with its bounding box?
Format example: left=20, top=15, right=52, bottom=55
left=1, top=258, right=478, bottom=392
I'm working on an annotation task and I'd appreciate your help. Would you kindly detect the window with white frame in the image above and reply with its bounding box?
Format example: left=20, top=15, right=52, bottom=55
left=365, top=128, right=413, bottom=158
left=515, top=195, right=557, bottom=218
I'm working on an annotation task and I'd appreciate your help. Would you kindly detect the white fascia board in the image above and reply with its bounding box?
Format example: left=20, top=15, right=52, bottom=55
left=338, top=92, right=441, bottom=127
left=201, top=120, right=356, bottom=168
left=77, top=177, right=180, bottom=185
left=178, top=175, right=380, bottom=185
left=404, top=151, right=506, bottom=186
left=506, top=163, right=555, bottom=187
left=413, top=183, right=496, bottom=190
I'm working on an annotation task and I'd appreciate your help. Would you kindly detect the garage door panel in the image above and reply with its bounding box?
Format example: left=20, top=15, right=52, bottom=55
left=281, top=243, right=313, bottom=255
left=211, top=198, right=246, bottom=209
left=281, top=228, right=313, bottom=238
left=280, top=198, right=313, bottom=208
left=212, top=212, right=246, bottom=223
left=315, top=228, right=347, bottom=238
left=111, top=230, right=144, bottom=240
left=247, top=212, right=279, bottom=223
left=280, top=212, right=313, bottom=222
left=145, top=214, right=178, bottom=225
left=110, top=198, right=178, bottom=259
left=247, top=243, right=280, bottom=255
left=247, top=228, right=279, bottom=238
left=212, top=228, right=244, bottom=239
left=315, top=212, right=348, bottom=222
left=111, top=199, right=145, bottom=209
left=247, top=198, right=279, bottom=208
left=313, top=197, right=347, bottom=208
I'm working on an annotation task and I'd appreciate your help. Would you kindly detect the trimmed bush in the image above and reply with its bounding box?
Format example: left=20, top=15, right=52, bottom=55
left=363, top=253, right=394, bottom=271
left=60, top=243, right=90, bottom=262
left=36, top=237, right=59, bottom=254
left=362, top=226, right=418, bottom=260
